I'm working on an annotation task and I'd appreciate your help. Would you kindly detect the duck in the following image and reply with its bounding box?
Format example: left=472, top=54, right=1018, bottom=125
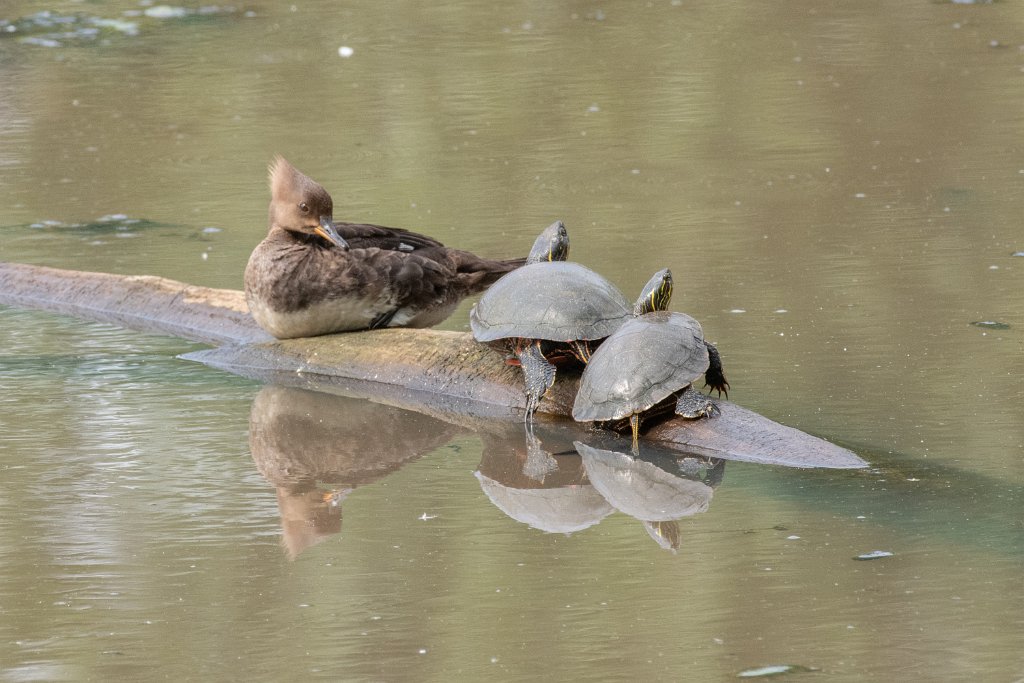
left=244, top=157, right=526, bottom=339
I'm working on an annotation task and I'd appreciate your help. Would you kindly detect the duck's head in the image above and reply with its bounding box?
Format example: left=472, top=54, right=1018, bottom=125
left=267, top=156, right=349, bottom=250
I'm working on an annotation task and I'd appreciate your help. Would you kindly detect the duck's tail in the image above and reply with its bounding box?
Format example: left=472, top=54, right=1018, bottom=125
left=451, top=252, right=527, bottom=291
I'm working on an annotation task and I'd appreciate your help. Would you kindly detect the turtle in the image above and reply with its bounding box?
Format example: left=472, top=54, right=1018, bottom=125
left=571, top=267, right=730, bottom=447
left=470, top=221, right=632, bottom=420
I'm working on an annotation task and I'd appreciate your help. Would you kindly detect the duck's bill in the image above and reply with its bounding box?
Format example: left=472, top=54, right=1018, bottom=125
left=315, top=217, right=350, bottom=250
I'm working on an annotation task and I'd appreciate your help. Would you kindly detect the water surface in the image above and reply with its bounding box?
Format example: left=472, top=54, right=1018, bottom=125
left=1, top=1, right=1022, bottom=680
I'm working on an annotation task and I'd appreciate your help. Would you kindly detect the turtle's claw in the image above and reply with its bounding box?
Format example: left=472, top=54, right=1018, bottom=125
left=524, top=393, right=539, bottom=423
left=704, top=378, right=729, bottom=399
left=704, top=378, right=729, bottom=401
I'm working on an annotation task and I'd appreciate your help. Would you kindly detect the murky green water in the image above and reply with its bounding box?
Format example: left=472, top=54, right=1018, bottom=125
left=1, top=1, right=1022, bottom=680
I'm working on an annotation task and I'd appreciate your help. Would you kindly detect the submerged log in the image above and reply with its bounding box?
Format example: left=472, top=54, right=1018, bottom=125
left=0, top=261, right=867, bottom=469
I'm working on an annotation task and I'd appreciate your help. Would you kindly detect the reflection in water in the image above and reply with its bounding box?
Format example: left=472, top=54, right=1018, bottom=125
left=474, top=425, right=614, bottom=534
left=247, top=382, right=762, bottom=553
left=248, top=385, right=459, bottom=558
left=473, top=424, right=727, bottom=545
left=576, top=440, right=725, bottom=552
left=521, top=425, right=558, bottom=481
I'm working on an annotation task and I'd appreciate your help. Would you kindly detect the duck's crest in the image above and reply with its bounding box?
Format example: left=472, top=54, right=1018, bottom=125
left=268, top=156, right=297, bottom=194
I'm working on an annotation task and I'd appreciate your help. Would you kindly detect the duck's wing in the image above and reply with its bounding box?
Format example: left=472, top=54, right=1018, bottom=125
left=331, top=221, right=447, bottom=252
left=380, top=246, right=526, bottom=301
left=333, top=248, right=451, bottom=328
left=343, top=247, right=523, bottom=329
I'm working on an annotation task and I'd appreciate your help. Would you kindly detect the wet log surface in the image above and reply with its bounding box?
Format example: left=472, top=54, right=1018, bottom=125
left=0, top=261, right=867, bottom=469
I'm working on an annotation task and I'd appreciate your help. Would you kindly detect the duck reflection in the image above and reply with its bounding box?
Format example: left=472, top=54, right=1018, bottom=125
left=575, top=439, right=725, bottom=553
left=474, top=425, right=614, bottom=535
left=249, top=385, right=459, bottom=558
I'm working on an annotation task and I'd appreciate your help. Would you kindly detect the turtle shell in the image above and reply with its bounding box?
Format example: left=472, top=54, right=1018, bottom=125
left=470, top=261, right=631, bottom=343
left=572, top=311, right=709, bottom=422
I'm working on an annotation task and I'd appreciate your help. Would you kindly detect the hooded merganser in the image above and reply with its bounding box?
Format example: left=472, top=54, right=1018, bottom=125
left=244, top=157, right=526, bottom=339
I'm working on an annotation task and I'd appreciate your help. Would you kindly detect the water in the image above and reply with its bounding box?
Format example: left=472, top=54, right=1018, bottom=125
left=1, top=1, right=1022, bottom=680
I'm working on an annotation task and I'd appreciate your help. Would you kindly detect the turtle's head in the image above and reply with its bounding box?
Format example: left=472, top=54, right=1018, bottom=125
left=526, top=220, right=570, bottom=265
left=268, top=156, right=349, bottom=250
left=635, top=268, right=672, bottom=315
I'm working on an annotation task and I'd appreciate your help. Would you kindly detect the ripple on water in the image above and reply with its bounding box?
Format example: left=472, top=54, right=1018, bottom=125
left=970, top=321, right=1010, bottom=330
left=0, top=6, right=241, bottom=48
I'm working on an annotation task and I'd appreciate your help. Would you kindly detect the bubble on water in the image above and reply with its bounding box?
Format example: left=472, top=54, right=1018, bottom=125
left=338, top=46, right=354, bottom=58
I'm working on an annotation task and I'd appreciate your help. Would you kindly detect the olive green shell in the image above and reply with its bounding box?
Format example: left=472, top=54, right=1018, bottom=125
left=470, top=261, right=631, bottom=343
left=572, top=311, right=709, bottom=422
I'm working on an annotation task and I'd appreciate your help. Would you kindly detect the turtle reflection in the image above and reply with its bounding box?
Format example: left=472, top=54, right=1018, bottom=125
left=474, top=425, right=614, bottom=535
left=575, top=440, right=725, bottom=552
left=249, top=385, right=459, bottom=558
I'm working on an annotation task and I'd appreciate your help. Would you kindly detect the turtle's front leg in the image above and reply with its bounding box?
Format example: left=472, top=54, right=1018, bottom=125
left=514, top=339, right=557, bottom=422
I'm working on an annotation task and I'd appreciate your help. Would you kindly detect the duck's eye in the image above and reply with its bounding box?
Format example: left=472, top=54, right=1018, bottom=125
left=298, top=202, right=310, bottom=213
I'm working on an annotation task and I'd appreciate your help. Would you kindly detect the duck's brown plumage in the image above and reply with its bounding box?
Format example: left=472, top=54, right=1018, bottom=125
left=244, top=157, right=524, bottom=339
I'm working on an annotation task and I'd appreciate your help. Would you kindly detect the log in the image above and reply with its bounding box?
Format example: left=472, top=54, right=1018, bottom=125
left=0, top=261, right=867, bottom=469
left=0, top=262, right=266, bottom=346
